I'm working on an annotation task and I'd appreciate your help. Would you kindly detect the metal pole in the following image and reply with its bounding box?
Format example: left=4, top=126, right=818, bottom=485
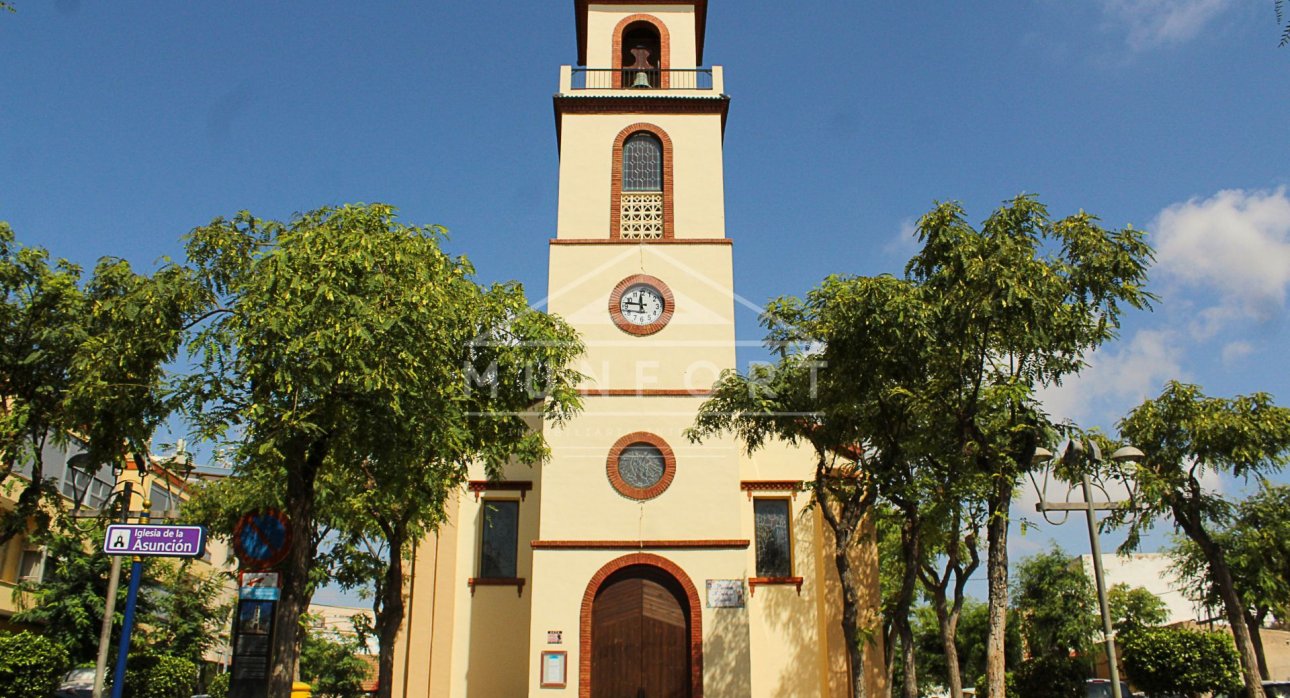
left=1083, top=474, right=1123, bottom=698
left=93, top=481, right=132, bottom=698
left=109, top=495, right=149, bottom=698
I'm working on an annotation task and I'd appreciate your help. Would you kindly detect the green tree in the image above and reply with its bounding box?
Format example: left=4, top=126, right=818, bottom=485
left=298, top=619, right=370, bottom=698
left=1107, top=583, right=1168, bottom=635
left=1110, top=382, right=1290, bottom=698
left=1168, top=484, right=1290, bottom=678
left=1011, top=545, right=1099, bottom=662
left=918, top=484, right=986, bottom=698
left=0, top=222, right=201, bottom=544
left=143, top=561, right=233, bottom=666
left=905, top=196, right=1152, bottom=698
left=690, top=195, right=1151, bottom=698
left=10, top=523, right=158, bottom=664
left=1119, top=626, right=1242, bottom=697
left=181, top=203, right=582, bottom=697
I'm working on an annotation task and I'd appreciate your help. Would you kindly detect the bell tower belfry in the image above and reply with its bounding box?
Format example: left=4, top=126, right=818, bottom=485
left=392, top=4, right=886, bottom=697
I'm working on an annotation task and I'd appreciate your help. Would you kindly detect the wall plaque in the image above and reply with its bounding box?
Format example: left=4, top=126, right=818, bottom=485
left=705, top=579, right=745, bottom=608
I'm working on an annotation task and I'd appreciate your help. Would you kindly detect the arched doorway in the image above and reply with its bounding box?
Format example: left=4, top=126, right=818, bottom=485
left=580, top=554, right=703, bottom=698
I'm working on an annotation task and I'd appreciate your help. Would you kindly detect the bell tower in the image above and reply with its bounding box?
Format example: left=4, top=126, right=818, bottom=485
left=393, top=4, right=886, bottom=696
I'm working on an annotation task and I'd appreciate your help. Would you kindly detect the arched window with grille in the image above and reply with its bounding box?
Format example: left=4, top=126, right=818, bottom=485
left=618, top=131, right=666, bottom=239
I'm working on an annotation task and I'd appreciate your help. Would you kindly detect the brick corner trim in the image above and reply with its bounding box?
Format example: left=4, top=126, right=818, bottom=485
left=580, top=553, right=703, bottom=698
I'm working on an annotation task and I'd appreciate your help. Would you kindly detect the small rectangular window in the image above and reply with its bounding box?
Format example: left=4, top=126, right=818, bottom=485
left=480, top=500, right=519, bottom=578
left=19, top=548, right=45, bottom=582
left=754, top=499, right=792, bottom=578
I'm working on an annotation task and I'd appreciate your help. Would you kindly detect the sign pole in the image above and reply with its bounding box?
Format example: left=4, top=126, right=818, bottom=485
left=109, top=496, right=149, bottom=698
left=92, top=481, right=132, bottom=698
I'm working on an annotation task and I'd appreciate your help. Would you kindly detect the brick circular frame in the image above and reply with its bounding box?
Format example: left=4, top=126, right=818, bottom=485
left=579, top=553, right=703, bottom=698
left=609, top=123, right=674, bottom=240
left=606, top=432, right=676, bottom=500
left=608, top=274, right=675, bottom=336
left=611, top=14, right=671, bottom=88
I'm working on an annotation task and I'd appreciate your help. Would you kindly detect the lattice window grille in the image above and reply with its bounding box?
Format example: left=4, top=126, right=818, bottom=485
left=620, top=192, right=664, bottom=239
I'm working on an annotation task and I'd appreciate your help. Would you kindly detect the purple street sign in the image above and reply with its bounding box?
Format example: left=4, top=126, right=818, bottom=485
left=104, top=524, right=207, bottom=558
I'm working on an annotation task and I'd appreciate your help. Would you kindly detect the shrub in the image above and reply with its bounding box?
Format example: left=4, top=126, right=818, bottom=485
left=1120, top=626, right=1242, bottom=697
left=1013, top=655, right=1088, bottom=698
left=973, top=671, right=1019, bottom=698
left=205, top=671, right=230, bottom=698
left=123, top=653, right=199, bottom=698
left=0, top=630, right=72, bottom=698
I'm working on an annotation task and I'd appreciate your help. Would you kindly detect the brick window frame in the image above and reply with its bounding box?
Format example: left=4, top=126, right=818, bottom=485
left=612, top=14, right=671, bottom=88
left=610, top=123, right=674, bottom=240
left=608, top=274, right=674, bottom=336
left=579, top=553, right=703, bottom=698
left=606, top=432, right=676, bottom=500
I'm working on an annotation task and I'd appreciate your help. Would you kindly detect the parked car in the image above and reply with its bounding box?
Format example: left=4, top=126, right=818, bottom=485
left=53, top=668, right=95, bottom=698
left=1085, top=678, right=1133, bottom=698
left=1264, top=681, right=1290, bottom=698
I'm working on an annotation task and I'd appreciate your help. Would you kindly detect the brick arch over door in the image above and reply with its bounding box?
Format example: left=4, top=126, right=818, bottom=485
left=612, top=14, right=671, bottom=88
left=579, top=552, right=704, bottom=697
left=610, top=123, right=675, bottom=240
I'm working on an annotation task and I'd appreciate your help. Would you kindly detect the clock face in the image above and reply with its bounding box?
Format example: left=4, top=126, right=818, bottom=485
left=618, top=284, right=665, bottom=326
left=609, top=274, right=673, bottom=336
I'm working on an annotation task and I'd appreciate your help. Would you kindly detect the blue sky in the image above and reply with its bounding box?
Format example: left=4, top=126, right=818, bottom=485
left=3, top=1, right=1288, bottom=602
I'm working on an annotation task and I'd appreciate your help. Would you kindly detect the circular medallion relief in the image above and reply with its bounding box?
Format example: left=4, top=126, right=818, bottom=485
left=609, top=274, right=674, bottom=336
left=606, top=432, right=676, bottom=500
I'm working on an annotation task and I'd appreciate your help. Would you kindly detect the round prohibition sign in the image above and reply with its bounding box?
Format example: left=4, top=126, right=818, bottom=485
left=233, top=509, right=292, bottom=570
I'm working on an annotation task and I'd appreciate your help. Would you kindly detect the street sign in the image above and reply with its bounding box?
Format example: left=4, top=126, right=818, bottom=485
left=239, top=587, right=281, bottom=601
left=233, top=509, right=292, bottom=570
left=103, top=524, right=207, bottom=558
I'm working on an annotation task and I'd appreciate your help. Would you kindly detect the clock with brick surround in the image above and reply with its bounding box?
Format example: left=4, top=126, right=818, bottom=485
left=609, top=274, right=673, bottom=335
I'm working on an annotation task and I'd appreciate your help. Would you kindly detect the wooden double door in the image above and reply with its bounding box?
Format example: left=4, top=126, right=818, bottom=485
left=590, top=565, right=692, bottom=698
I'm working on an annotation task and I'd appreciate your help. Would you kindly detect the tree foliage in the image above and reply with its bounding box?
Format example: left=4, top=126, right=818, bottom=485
left=0, top=630, right=70, bottom=698
left=1169, top=484, right=1290, bottom=631
left=1107, top=583, right=1169, bottom=635
left=11, top=523, right=158, bottom=664
left=122, top=653, right=199, bottom=698
left=0, top=221, right=201, bottom=544
left=1278, top=0, right=1290, bottom=46
left=690, top=194, right=1152, bottom=698
left=180, top=203, right=583, bottom=696
left=1110, top=382, right=1290, bottom=697
left=1119, top=626, right=1242, bottom=697
left=299, top=620, right=371, bottom=698
left=1011, top=546, right=1099, bottom=660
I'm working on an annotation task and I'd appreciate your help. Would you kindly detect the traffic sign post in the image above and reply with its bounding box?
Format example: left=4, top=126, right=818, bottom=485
left=230, top=511, right=292, bottom=698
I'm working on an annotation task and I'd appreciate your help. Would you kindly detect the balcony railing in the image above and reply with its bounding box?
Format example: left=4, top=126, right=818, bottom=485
left=571, top=68, right=714, bottom=91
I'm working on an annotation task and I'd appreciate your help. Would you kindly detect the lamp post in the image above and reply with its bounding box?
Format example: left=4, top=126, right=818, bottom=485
left=1034, top=441, right=1145, bottom=698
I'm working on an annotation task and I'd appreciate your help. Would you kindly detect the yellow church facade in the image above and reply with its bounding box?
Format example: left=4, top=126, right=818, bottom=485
left=392, top=3, right=882, bottom=696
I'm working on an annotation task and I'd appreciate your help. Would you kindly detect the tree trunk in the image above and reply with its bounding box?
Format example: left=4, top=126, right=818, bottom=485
left=268, top=440, right=324, bottom=698
left=899, top=620, right=918, bottom=698
left=1180, top=513, right=1265, bottom=698
left=985, top=482, right=1010, bottom=698
left=815, top=470, right=870, bottom=698
left=1246, top=608, right=1269, bottom=680
left=894, top=510, right=922, bottom=698
left=374, top=525, right=407, bottom=698
left=939, top=609, right=964, bottom=698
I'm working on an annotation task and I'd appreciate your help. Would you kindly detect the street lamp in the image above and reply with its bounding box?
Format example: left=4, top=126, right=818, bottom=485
left=1034, top=441, right=1144, bottom=698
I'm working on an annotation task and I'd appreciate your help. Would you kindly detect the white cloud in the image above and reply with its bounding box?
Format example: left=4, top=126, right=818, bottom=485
left=883, top=218, right=919, bottom=258
left=1220, top=340, right=1255, bottom=365
left=1101, top=0, right=1234, bottom=49
left=1152, top=187, right=1290, bottom=336
left=1036, top=328, right=1185, bottom=427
